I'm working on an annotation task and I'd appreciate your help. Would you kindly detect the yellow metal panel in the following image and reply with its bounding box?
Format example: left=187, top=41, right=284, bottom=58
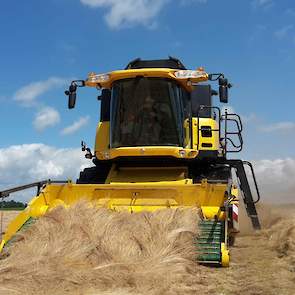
left=231, top=185, right=239, bottom=200
left=94, top=121, right=110, bottom=156
left=85, top=68, right=209, bottom=91
left=40, top=182, right=227, bottom=210
left=201, top=206, right=226, bottom=220
left=183, top=118, right=191, bottom=149
left=192, top=118, right=219, bottom=151
left=96, top=146, right=198, bottom=160
left=108, top=166, right=189, bottom=183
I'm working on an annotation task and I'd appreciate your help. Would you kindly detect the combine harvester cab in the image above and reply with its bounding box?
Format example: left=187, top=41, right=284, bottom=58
left=0, top=57, right=261, bottom=267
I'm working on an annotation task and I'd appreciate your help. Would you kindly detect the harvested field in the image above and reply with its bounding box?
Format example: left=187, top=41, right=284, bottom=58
left=0, top=204, right=294, bottom=295
left=0, top=211, right=19, bottom=237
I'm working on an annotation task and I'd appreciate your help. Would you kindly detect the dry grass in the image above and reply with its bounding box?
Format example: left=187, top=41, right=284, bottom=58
left=0, top=211, right=20, bottom=236
left=0, top=204, right=202, bottom=295
left=0, top=203, right=295, bottom=295
left=268, top=216, right=295, bottom=270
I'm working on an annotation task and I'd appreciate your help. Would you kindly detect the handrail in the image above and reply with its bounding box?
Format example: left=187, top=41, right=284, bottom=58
left=243, top=161, right=261, bottom=204
left=222, top=113, right=243, bottom=132
left=223, top=111, right=244, bottom=153
left=225, top=138, right=243, bottom=151
left=0, top=180, right=69, bottom=199
left=220, top=159, right=261, bottom=229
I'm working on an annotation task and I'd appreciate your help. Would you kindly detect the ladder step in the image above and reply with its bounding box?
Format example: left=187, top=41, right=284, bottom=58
left=199, top=220, right=222, bottom=224
left=197, top=260, right=221, bottom=264
left=199, top=232, right=222, bottom=236
left=197, top=238, right=222, bottom=242
left=197, top=245, right=220, bottom=250
left=199, top=223, right=222, bottom=226
left=199, top=228, right=222, bottom=232
left=199, top=227, right=222, bottom=231
left=197, top=253, right=221, bottom=262
left=197, top=242, right=220, bottom=246
left=199, top=232, right=221, bottom=237
left=199, top=224, right=222, bottom=228
left=197, top=251, right=220, bottom=255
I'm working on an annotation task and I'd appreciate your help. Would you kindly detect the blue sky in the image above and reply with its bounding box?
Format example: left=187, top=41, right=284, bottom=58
left=0, top=0, right=295, bottom=201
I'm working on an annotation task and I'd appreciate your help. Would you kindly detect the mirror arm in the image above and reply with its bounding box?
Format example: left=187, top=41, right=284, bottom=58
left=65, top=80, right=85, bottom=94
left=71, top=80, right=85, bottom=88
left=81, top=141, right=93, bottom=159
left=208, top=73, right=224, bottom=81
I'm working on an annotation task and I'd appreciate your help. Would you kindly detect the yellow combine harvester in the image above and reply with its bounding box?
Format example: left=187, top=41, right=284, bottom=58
left=0, top=57, right=261, bottom=266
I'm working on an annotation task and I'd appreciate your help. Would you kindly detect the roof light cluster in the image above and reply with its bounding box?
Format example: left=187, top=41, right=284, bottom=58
left=174, top=69, right=207, bottom=79
left=87, top=72, right=110, bottom=84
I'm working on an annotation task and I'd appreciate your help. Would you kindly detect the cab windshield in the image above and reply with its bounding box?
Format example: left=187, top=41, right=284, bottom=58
left=110, top=77, right=189, bottom=148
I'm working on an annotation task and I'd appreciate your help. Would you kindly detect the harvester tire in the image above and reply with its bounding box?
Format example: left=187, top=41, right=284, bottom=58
left=229, top=235, right=236, bottom=247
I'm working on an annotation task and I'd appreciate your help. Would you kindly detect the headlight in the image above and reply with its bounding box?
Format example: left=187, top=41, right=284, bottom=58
left=179, top=149, right=186, bottom=157
left=87, top=72, right=110, bottom=83
left=174, top=70, right=207, bottom=79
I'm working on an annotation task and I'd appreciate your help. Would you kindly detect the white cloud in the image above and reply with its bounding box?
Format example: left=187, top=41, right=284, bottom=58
left=0, top=144, right=91, bottom=201
left=241, top=113, right=258, bottom=124
left=258, top=121, right=295, bottom=133
left=236, top=113, right=294, bottom=133
left=274, top=24, right=294, bottom=39
left=0, top=143, right=294, bottom=203
left=252, top=0, right=273, bottom=9
left=180, top=0, right=207, bottom=5
left=252, top=158, right=295, bottom=203
left=33, top=107, right=61, bottom=131
left=61, top=116, right=90, bottom=135
left=14, top=77, right=68, bottom=106
left=81, top=0, right=168, bottom=28
left=80, top=0, right=206, bottom=29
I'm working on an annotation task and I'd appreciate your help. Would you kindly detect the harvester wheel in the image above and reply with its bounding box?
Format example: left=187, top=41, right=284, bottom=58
left=228, top=235, right=236, bottom=247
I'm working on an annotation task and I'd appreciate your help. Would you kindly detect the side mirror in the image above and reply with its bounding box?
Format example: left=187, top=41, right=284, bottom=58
left=65, top=83, right=77, bottom=109
left=219, top=78, right=231, bottom=103
left=219, top=85, right=228, bottom=103
left=68, top=92, right=76, bottom=109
